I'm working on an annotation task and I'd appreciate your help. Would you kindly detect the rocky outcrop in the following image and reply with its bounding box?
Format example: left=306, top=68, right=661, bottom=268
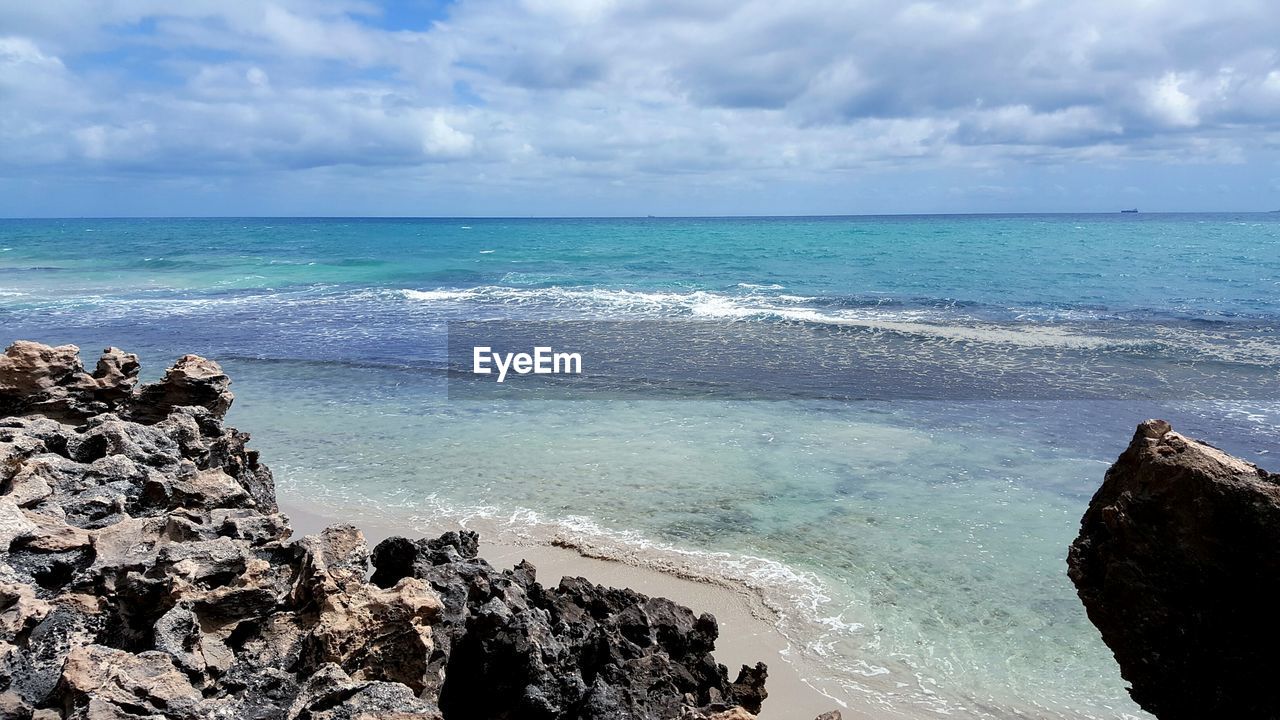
left=0, top=342, right=139, bottom=422
left=372, top=533, right=768, bottom=719
left=1068, top=420, right=1280, bottom=720
left=0, top=342, right=772, bottom=720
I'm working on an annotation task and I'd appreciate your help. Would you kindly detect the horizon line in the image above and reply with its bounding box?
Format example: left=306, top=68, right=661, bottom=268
left=3, top=210, right=1279, bottom=221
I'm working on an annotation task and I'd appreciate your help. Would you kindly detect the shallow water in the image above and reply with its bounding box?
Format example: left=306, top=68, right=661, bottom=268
left=3, top=214, right=1278, bottom=718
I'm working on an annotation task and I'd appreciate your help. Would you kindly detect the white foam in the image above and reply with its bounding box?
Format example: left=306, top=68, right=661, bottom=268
left=398, top=285, right=1127, bottom=350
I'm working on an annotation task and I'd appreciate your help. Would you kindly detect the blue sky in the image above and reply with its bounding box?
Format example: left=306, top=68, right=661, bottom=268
left=1, top=0, right=1278, bottom=216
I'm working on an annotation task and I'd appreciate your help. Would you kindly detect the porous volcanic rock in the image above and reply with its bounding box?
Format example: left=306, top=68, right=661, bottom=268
left=1068, top=419, right=1280, bottom=720
left=0, top=341, right=778, bottom=720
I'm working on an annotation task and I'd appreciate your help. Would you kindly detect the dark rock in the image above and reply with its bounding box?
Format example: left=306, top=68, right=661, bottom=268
left=381, top=543, right=766, bottom=720
left=1068, top=420, right=1280, bottom=720
left=289, top=664, right=443, bottom=720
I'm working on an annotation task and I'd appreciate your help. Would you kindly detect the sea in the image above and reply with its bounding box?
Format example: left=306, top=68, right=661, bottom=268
left=3, top=214, right=1278, bottom=719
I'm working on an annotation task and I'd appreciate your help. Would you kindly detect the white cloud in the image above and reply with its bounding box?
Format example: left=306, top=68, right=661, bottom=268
left=1143, top=72, right=1201, bottom=128
left=0, top=0, right=1277, bottom=202
left=422, top=113, right=476, bottom=158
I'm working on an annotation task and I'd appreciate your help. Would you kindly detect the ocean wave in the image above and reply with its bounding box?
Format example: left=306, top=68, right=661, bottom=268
left=399, top=286, right=1130, bottom=350
left=8, top=282, right=1279, bottom=368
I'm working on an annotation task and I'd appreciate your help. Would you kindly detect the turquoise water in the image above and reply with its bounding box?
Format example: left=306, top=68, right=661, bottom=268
left=3, top=215, right=1279, bottom=718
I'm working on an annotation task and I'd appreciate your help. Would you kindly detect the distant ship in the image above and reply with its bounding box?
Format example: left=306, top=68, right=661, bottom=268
left=1120, top=208, right=1139, bottom=213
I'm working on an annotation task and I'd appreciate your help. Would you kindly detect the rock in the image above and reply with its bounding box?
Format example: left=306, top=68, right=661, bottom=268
left=128, top=354, right=234, bottom=423
left=0, top=342, right=84, bottom=395
left=0, top=498, right=37, bottom=549
left=292, top=524, right=371, bottom=605
left=0, top=581, right=52, bottom=638
left=90, top=348, right=140, bottom=405
left=295, top=527, right=441, bottom=691
left=52, top=645, right=206, bottom=719
left=17, top=511, right=91, bottom=553
left=727, top=663, right=768, bottom=714
left=0, top=691, right=33, bottom=719
left=0, top=343, right=140, bottom=423
left=0, top=342, right=768, bottom=720
left=8, top=595, right=106, bottom=707
left=1068, top=420, right=1280, bottom=720
left=376, top=536, right=768, bottom=720
left=0, top=342, right=92, bottom=420
left=288, top=664, right=443, bottom=720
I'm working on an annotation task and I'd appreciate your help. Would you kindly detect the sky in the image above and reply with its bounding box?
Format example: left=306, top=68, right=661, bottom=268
left=1, top=0, right=1279, bottom=217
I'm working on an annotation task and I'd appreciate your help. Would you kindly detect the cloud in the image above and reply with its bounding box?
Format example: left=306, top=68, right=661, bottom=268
left=0, top=0, right=1277, bottom=213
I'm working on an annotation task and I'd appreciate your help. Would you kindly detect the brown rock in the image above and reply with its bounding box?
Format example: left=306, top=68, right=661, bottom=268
left=295, top=525, right=442, bottom=691
left=1068, top=421, right=1280, bottom=719
left=54, top=645, right=205, bottom=719
left=128, top=354, right=233, bottom=422
left=88, top=516, right=169, bottom=578
left=1, top=343, right=767, bottom=720
left=90, top=348, right=140, bottom=404
left=0, top=691, right=33, bottom=719
left=0, top=342, right=105, bottom=421
left=292, top=524, right=371, bottom=604
left=16, top=510, right=91, bottom=552
left=0, top=498, right=37, bottom=549
left=305, top=576, right=440, bottom=691
left=0, top=581, right=52, bottom=637
left=0, top=342, right=85, bottom=397
left=707, top=710, right=756, bottom=720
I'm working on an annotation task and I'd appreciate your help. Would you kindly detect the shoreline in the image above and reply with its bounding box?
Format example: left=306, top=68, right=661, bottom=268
left=280, top=497, right=954, bottom=720
left=280, top=491, right=998, bottom=717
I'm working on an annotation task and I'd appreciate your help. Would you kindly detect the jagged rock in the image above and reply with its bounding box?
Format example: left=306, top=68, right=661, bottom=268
left=294, top=526, right=441, bottom=691
left=370, top=531, right=481, bottom=588
left=128, top=354, right=233, bottom=423
left=0, top=343, right=147, bottom=423
left=0, top=690, right=33, bottom=719
left=288, top=664, right=443, bottom=720
left=0, top=343, right=84, bottom=396
left=374, top=533, right=767, bottom=720
left=52, top=645, right=206, bottom=719
left=214, top=509, right=290, bottom=544
left=0, top=342, right=93, bottom=421
left=90, top=348, right=139, bottom=405
left=1068, top=420, right=1280, bottom=720
left=6, top=594, right=106, bottom=707
left=0, top=343, right=768, bottom=720
left=0, top=498, right=37, bottom=549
